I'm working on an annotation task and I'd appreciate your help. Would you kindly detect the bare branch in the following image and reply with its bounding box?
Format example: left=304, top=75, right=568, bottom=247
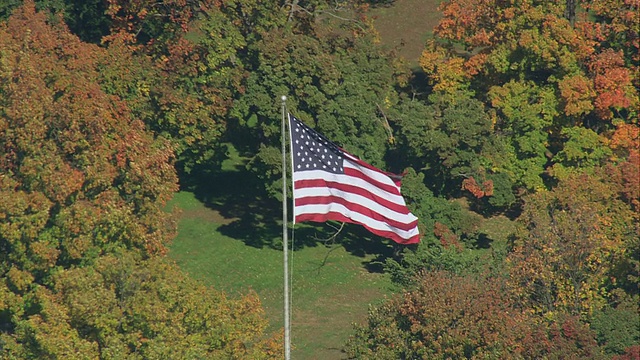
left=309, top=222, right=347, bottom=270
left=313, top=221, right=346, bottom=245
left=375, top=102, right=395, bottom=142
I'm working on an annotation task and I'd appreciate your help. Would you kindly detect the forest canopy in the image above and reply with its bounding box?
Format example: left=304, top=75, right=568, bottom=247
left=0, top=0, right=638, bottom=358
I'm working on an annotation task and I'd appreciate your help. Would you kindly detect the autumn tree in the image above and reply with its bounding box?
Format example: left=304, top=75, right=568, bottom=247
left=345, top=270, right=606, bottom=359
left=0, top=1, right=178, bottom=277
left=1, top=252, right=282, bottom=358
left=0, top=4, right=283, bottom=358
left=507, top=170, right=637, bottom=317
left=421, top=0, right=638, bottom=195
left=0, top=0, right=111, bottom=43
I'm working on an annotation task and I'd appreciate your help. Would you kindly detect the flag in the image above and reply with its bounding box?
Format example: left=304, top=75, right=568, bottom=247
left=288, top=114, right=420, bottom=245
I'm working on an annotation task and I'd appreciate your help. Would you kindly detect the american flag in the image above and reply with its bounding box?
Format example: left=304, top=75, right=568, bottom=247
left=288, top=114, right=420, bottom=245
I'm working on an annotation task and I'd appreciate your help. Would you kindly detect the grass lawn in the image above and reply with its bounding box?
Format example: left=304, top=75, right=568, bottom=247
left=369, top=0, right=444, bottom=68
left=168, top=191, right=395, bottom=359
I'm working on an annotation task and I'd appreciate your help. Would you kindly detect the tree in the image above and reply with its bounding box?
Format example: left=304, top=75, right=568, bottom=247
left=1, top=252, right=283, bottom=359
left=383, top=168, right=486, bottom=287
left=0, top=1, right=178, bottom=278
left=0, top=0, right=111, bottom=43
left=0, top=4, right=283, bottom=358
left=346, top=270, right=606, bottom=359
left=231, top=19, right=407, bottom=199
left=548, top=126, right=612, bottom=181
left=392, top=92, right=517, bottom=209
left=507, top=170, right=637, bottom=317
left=422, top=0, right=639, bottom=196
left=590, top=290, right=640, bottom=356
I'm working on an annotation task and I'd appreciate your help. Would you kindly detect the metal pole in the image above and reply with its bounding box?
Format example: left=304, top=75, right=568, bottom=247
left=281, top=95, right=291, bottom=360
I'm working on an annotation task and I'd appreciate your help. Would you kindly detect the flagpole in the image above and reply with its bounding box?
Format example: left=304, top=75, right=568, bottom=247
left=281, top=95, right=291, bottom=360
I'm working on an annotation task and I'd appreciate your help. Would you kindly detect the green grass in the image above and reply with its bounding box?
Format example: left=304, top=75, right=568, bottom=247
left=368, top=0, right=444, bottom=68
left=168, top=141, right=398, bottom=358
left=168, top=191, right=394, bottom=359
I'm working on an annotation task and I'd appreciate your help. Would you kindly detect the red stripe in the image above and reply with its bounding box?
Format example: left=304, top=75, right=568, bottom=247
left=296, top=212, right=420, bottom=245
left=295, top=195, right=419, bottom=231
left=294, top=178, right=410, bottom=215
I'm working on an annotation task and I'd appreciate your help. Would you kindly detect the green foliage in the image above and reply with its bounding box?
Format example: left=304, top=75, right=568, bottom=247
left=384, top=244, right=479, bottom=287
left=232, top=23, right=405, bottom=197
left=550, top=126, right=612, bottom=180
left=488, top=80, right=557, bottom=191
left=385, top=168, right=487, bottom=286
left=394, top=94, right=497, bottom=193
left=0, top=251, right=282, bottom=359
left=399, top=168, right=472, bottom=234
left=591, top=291, right=640, bottom=356
left=485, top=172, right=516, bottom=209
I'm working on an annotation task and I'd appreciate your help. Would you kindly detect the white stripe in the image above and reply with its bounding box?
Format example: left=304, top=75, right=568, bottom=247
left=294, top=187, right=417, bottom=223
left=343, top=156, right=401, bottom=192
left=295, top=203, right=420, bottom=240
left=288, top=114, right=298, bottom=225
left=293, top=170, right=406, bottom=205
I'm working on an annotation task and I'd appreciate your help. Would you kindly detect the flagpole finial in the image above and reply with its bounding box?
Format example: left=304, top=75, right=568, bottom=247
left=281, top=95, right=287, bottom=102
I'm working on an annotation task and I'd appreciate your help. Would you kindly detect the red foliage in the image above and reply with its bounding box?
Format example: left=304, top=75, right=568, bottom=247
left=433, top=222, right=462, bottom=251
left=613, top=345, right=640, bottom=360
left=520, top=315, right=603, bottom=359
left=461, top=176, right=493, bottom=198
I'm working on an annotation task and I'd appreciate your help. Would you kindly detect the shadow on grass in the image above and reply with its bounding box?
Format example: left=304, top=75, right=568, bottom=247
left=179, top=158, right=282, bottom=248
left=178, top=156, right=398, bottom=272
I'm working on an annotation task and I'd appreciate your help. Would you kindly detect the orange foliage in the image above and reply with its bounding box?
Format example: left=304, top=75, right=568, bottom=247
left=461, top=176, right=493, bottom=198
left=0, top=1, right=178, bottom=273
left=559, top=74, right=596, bottom=116
left=609, top=123, right=640, bottom=210
left=508, top=171, right=635, bottom=316
left=588, top=50, right=637, bottom=119
left=433, top=222, right=462, bottom=251
left=436, top=0, right=497, bottom=46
